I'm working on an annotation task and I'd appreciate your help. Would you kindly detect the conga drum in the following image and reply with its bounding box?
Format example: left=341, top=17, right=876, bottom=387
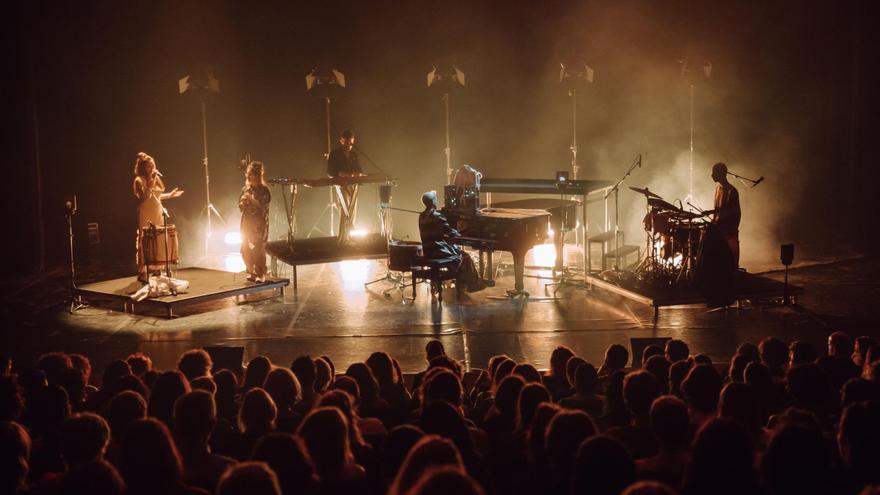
left=142, top=224, right=179, bottom=271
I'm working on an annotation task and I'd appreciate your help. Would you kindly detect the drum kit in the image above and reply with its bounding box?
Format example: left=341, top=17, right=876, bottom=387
left=629, top=186, right=709, bottom=287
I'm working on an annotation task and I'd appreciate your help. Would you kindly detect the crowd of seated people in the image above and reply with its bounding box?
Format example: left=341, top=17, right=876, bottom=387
left=1, top=330, right=880, bottom=495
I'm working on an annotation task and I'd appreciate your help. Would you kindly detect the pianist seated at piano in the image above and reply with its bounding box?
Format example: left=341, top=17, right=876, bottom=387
left=419, top=191, right=487, bottom=293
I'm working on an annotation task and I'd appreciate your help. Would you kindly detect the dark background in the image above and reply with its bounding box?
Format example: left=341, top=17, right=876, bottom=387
left=7, top=0, right=879, bottom=276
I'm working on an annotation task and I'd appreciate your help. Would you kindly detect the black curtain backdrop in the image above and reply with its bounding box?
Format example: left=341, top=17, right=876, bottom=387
left=8, top=0, right=880, bottom=276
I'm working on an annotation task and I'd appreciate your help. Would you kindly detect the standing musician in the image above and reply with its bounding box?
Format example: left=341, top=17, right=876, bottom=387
left=706, top=162, right=741, bottom=268
left=326, top=129, right=363, bottom=243
left=418, top=191, right=486, bottom=293
left=239, top=161, right=271, bottom=282
left=132, top=152, right=183, bottom=283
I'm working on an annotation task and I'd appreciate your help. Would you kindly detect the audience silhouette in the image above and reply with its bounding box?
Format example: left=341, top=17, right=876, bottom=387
left=2, top=331, right=879, bottom=495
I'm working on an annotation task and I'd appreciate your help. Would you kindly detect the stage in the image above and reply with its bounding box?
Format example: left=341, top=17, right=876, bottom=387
left=586, top=270, right=805, bottom=317
left=5, top=252, right=875, bottom=381
left=74, top=267, right=289, bottom=318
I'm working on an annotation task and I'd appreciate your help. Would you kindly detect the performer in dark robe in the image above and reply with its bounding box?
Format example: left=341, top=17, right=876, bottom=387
left=709, top=162, right=741, bottom=268
left=696, top=162, right=740, bottom=307
left=239, top=161, right=271, bottom=282
left=326, top=129, right=362, bottom=243
left=418, top=191, right=486, bottom=292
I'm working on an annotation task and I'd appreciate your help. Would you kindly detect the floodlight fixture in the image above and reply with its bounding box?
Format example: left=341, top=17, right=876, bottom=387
left=306, top=68, right=346, bottom=91
left=427, top=65, right=465, bottom=88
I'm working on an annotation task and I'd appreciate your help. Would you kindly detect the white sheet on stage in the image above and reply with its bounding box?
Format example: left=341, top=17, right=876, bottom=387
left=130, top=275, right=189, bottom=301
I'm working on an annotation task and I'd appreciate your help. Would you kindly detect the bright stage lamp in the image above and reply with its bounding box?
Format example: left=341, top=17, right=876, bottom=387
left=224, top=231, right=242, bottom=246
left=350, top=229, right=368, bottom=238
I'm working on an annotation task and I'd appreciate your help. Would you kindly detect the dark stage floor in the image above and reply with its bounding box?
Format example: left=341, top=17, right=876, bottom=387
left=3, top=254, right=878, bottom=380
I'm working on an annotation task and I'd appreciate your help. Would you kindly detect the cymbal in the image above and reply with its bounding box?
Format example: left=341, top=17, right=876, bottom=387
left=629, top=186, right=662, bottom=199
left=647, top=197, right=704, bottom=219
left=647, top=197, right=679, bottom=211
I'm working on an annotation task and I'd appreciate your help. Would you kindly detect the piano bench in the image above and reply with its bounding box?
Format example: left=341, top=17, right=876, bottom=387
left=411, top=257, right=460, bottom=303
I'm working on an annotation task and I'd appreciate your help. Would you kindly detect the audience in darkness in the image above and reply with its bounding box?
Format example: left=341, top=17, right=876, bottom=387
left=1, top=330, right=879, bottom=495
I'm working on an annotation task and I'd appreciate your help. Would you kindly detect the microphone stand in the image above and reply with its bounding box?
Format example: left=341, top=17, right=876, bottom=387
left=162, top=207, right=177, bottom=295
left=603, top=154, right=642, bottom=270
left=352, top=144, right=391, bottom=177
left=726, top=171, right=764, bottom=188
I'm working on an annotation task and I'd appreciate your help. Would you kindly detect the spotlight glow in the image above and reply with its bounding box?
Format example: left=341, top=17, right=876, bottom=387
left=350, top=229, right=368, bottom=238
left=532, top=243, right=557, bottom=268
left=224, top=231, right=242, bottom=246
left=338, top=260, right=370, bottom=290
left=223, top=253, right=246, bottom=273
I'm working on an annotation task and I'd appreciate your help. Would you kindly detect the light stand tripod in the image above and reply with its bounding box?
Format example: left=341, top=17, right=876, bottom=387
left=199, top=99, right=225, bottom=255
left=305, top=68, right=346, bottom=238
left=427, top=63, right=465, bottom=185
left=544, top=177, right=591, bottom=295
left=559, top=60, right=593, bottom=246
left=679, top=57, right=711, bottom=203
left=65, top=196, right=87, bottom=313
left=178, top=68, right=224, bottom=257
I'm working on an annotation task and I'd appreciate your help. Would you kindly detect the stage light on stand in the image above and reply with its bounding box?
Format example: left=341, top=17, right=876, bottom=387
left=427, top=61, right=466, bottom=184
left=678, top=55, right=712, bottom=202
left=305, top=66, right=347, bottom=237
left=178, top=65, right=225, bottom=258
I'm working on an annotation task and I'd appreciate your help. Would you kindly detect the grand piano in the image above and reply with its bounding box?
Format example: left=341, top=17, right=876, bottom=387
left=443, top=207, right=550, bottom=296
left=444, top=178, right=613, bottom=295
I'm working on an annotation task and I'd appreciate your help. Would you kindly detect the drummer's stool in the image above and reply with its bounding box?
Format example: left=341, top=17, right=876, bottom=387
left=411, top=256, right=460, bottom=303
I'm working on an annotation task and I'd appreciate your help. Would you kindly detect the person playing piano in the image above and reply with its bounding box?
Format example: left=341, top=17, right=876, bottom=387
left=419, top=191, right=486, bottom=293
left=326, top=129, right=363, bottom=243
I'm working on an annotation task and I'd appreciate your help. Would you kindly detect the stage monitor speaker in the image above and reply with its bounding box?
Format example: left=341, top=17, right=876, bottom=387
left=204, top=346, right=245, bottom=376
left=630, top=337, right=672, bottom=368
left=780, top=244, right=794, bottom=266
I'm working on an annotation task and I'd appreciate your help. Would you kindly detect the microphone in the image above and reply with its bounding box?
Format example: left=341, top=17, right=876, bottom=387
left=638, top=154, right=642, bottom=167
left=752, top=176, right=764, bottom=187
left=154, top=170, right=163, bottom=177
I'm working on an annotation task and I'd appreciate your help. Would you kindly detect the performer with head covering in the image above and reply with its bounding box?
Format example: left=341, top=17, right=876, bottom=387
left=132, top=152, right=183, bottom=282
left=239, top=161, right=271, bottom=282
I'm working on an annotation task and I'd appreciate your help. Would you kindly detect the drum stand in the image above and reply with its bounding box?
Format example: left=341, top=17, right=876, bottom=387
left=364, top=267, right=412, bottom=296
left=364, top=206, right=414, bottom=296
left=65, top=207, right=87, bottom=313
left=161, top=208, right=177, bottom=295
